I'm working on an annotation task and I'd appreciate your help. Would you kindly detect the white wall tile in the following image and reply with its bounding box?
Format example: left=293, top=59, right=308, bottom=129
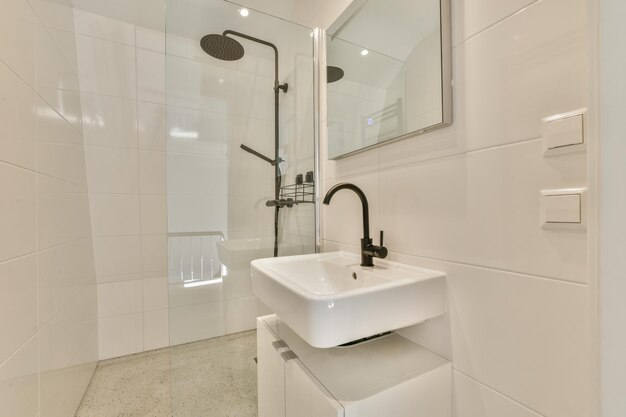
left=36, top=25, right=79, bottom=92
left=0, top=164, right=36, bottom=262
left=0, top=0, right=37, bottom=87
left=76, top=35, right=136, bottom=98
left=93, top=235, right=142, bottom=277
left=166, top=55, right=235, bottom=112
left=0, top=63, right=36, bottom=170
left=97, top=280, right=143, bottom=318
left=85, top=146, right=139, bottom=194
left=167, top=106, right=230, bottom=156
left=143, top=309, right=169, bottom=351
left=454, top=371, right=543, bottom=417
left=142, top=272, right=168, bottom=312
left=89, top=194, right=141, bottom=236
left=138, top=102, right=166, bottom=151
left=0, top=335, right=39, bottom=417
left=136, top=26, right=165, bottom=53
left=0, top=255, right=37, bottom=364
left=141, top=235, right=168, bottom=273
left=73, top=9, right=135, bottom=45
left=137, top=49, right=165, bottom=103
left=98, top=313, right=143, bottom=359
left=233, top=71, right=274, bottom=120
left=169, top=301, right=225, bottom=346
left=138, top=150, right=166, bottom=194
left=37, top=238, right=95, bottom=325
left=80, top=93, right=138, bottom=149
left=167, top=153, right=227, bottom=196
left=36, top=176, right=91, bottom=249
left=140, top=194, right=167, bottom=235
left=225, top=296, right=257, bottom=334
left=452, top=0, right=537, bottom=45
left=379, top=140, right=587, bottom=283
left=448, top=268, right=587, bottom=417
left=457, top=0, right=587, bottom=152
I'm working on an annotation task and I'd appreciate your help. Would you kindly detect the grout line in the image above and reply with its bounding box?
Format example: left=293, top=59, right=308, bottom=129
left=454, top=369, right=547, bottom=417
left=378, top=136, right=543, bottom=175
left=324, top=136, right=543, bottom=182
left=452, top=0, right=544, bottom=47
left=321, top=238, right=588, bottom=287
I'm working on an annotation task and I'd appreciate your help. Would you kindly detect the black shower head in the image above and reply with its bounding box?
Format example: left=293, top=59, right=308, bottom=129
left=326, top=66, right=344, bottom=83
left=200, top=34, right=245, bottom=61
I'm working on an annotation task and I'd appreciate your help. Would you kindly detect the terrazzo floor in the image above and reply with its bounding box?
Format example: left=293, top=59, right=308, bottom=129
left=75, top=330, right=258, bottom=417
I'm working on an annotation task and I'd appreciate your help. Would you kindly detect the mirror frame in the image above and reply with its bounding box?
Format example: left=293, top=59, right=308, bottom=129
left=326, top=0, right=452, bottom=159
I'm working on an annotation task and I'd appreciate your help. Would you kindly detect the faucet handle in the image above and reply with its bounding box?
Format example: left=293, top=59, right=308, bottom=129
left=380, top=230, right=384, bottom=246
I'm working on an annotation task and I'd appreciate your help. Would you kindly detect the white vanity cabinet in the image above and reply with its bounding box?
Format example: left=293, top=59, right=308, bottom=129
left=258, top=315, right=343, bottom=417
left=257, top=315, right=452, bottom=417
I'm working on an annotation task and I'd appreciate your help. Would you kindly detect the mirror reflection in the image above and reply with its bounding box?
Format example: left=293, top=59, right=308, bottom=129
left=327, top=0, right=451, bottom=158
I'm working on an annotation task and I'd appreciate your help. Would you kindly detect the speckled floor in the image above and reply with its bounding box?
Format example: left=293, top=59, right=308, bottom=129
left=75, top=331, right=258, bottom=417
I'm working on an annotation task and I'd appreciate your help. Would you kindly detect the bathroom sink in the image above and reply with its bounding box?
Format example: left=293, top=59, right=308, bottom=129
left=250, top=252, right=446, bottom=348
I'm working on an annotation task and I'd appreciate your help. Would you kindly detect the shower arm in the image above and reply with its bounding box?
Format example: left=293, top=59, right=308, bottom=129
left=240, top=144, right=282, bottom=166
left=222, top=30, right=287, bottom=92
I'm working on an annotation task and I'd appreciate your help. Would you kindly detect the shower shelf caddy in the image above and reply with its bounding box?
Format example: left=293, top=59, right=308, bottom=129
left=279, top=182, right=315, bottom=204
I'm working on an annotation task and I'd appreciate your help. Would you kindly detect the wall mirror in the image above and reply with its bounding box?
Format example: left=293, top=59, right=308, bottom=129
left=326, top=0, right=451, bottom=159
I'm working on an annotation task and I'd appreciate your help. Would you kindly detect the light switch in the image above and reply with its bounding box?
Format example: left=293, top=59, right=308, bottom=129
left=544, top=193, right=581, bottom=223
left=543, top=113, right=584, bottom=150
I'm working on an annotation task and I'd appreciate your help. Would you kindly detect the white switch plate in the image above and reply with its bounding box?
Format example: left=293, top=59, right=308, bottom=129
left=541, top=188, right=586, bottom=229
left=542, top=109, right=586, bottom=156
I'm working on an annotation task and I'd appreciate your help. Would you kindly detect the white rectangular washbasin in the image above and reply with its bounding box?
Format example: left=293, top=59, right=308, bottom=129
left=250, top=251, right=446, bottom=348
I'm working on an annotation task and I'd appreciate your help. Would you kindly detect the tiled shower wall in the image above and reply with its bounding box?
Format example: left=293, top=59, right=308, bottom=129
left=320, top=1, right=591, bottom=417
left=0, top=0, right=98, bottom=415
left=73, top=5, right=316, bottom=358
left=73, top=9, right=170, bottom=360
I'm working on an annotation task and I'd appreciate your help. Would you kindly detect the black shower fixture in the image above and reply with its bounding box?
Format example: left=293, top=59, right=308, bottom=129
left=200, top=30, right=288, bottom=257
left=327, top=66, right=345, bottom=83
left=200, top=33, right=245, bottom=61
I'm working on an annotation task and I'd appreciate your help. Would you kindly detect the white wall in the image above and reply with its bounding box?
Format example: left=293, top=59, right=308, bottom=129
left=599, top=0, right=626, bottom=415
left=0, top=0, right=98, bottom=415
left=320, top=1, right=592, bottom=417
left=73, top=10, right=169, bottom=360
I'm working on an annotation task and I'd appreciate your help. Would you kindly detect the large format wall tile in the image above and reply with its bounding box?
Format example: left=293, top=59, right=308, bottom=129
left=73, top=9, right=135, bottom=45
left=80, top=93, right=138, bottom=149
left=89, top=194, right=141, bottom=237
left=0, top=163, right=36, bottom=262
left=85, top=146, right=139, bottom=194
left=75, top=35, right=136, bottom=98
left=452, top=0, right=537, bottom=44
left=453, top=371, right=543, bottom=417
left=0, top=335, right=39, bottom=417
left=0, top=62, right=36, bottom=170
left=379, top=140, right=587, bottom=283
left=0, top=255, right=37, bottom=364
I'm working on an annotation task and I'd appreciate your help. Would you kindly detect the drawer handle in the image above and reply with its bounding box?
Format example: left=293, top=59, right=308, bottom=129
left=272, top=340, right=288, bottom=350
left=281, top=350, right=297, bottom=361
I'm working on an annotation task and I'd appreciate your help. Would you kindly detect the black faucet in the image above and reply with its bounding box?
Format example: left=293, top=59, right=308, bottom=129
left=323, top=183, right=388, bottom=267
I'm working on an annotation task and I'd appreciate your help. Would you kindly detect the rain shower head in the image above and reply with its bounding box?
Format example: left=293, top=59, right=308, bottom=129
left=200, top=33, right=245, bottom=61
left=327, top=66, right=344, bottom=83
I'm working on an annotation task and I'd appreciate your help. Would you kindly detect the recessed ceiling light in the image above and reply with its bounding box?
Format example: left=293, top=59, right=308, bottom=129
left=361, top=49, right=369, bottom=56
left=239, top=8, right=249, bottom=17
